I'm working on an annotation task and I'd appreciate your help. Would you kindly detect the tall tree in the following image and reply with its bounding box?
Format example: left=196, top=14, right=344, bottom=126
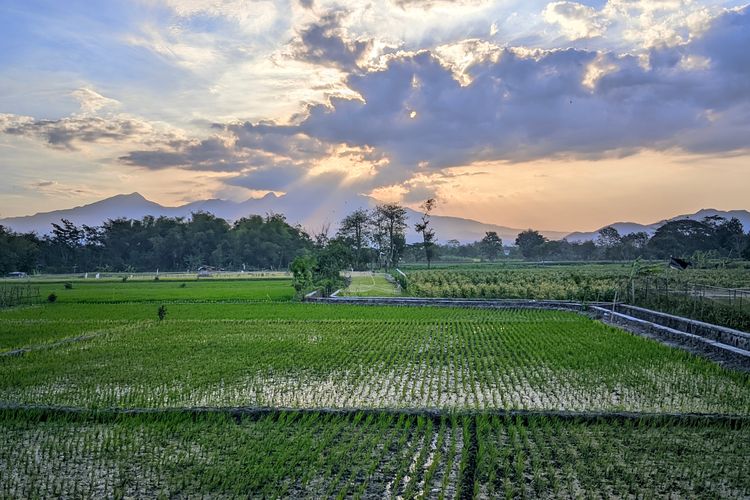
left=372, top=203, right=407, bottom=270
left=480, top=231, right=503, bottom=261
left=337, top=209, right=371, bottom=270
left=414, top=198, right=437, bottom=269
left=515, top=229, right=547, bottom=259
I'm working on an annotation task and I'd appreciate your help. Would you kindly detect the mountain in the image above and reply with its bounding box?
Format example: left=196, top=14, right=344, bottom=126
left=565, top=208, right=750, bottom=243
left=0, top=192, right=567, bottom=244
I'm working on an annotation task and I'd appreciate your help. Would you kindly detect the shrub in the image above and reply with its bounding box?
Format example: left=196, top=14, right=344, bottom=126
left=157, top=305, right=167, bottom=321
left=47, top=293, right=57, bottom=303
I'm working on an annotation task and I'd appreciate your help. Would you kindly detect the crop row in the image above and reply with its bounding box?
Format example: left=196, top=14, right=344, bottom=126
left=2, top=314, right=748, bottom=413
left=1, top=409, right=746, bottom=498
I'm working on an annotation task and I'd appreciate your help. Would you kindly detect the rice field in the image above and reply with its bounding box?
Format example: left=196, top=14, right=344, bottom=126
left=11, top=278, right=295, bottom=303
left=2, top=306, right=749, bottom=413
left=1, top=410, right=746, bottom=498
left=2, top=277, right=749, bottom=498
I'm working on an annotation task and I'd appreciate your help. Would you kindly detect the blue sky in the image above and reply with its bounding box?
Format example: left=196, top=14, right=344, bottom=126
left=1, top=0, right=749, bottom=230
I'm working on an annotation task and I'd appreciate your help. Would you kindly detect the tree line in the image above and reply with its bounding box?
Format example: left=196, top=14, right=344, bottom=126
left=2, top=205, right=749, bottom=276
left=401, top=215, right=750, bottom=264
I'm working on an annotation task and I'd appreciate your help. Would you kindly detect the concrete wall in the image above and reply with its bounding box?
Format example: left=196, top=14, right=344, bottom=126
left=613, top=304, right=750, bottom=350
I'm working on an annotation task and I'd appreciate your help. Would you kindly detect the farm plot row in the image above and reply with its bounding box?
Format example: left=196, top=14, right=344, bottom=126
left=0, top=302, right=554, bottom=322
left=403, top=266, right=750, bottom=301
left=2, top=309, right=748, bottom=414
left=404, top=269, right=627, bottom=301
left=0, top=410, right=746, bottom=499
left=10, top=278, right=295, bottom=304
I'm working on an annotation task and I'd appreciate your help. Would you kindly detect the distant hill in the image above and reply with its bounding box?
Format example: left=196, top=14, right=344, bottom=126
left=565, top=208, right=750, bottom=243
left=0, top=192, right=568, bottom=244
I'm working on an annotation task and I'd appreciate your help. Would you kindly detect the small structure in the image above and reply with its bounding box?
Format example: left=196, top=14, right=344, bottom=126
left=197, top=265, right=214, bottom=278
left=7, top=272, right=27, bottom=278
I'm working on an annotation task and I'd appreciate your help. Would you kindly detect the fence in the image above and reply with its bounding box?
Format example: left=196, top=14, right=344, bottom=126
left=0, top=285, right=41, bottom=308
left=624, top=277, right=750, bottom=332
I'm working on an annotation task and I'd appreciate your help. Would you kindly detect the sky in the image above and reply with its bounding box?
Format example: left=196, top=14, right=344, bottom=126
left=0, top=0, right=749, bottom=232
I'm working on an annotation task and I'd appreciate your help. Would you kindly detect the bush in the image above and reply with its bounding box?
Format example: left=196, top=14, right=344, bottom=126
left=154, top=275, right=160, bottom=281
left=63, top=282, right=73, bottom=290
left=47, top=293, right=57, bottom=303
left=157, top=305, right=167, bottom=321
left=179, top=283, right=186, bottom=288
left=121, top=276, right=128, bottom=283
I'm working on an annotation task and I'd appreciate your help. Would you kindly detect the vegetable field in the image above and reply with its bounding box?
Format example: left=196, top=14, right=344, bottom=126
left=1, top=277, right=749, bottom=497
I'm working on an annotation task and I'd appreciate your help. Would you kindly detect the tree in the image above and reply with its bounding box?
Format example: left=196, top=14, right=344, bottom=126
left=372, top=203, right=408, bottom=270
left=515, top=229, right=547, bottom=259
left=712, top=217, right=745, bottom=257
left=480, top=231, right=503, bottom=261
left=414, top=198, right=437, bottom=269
left=337, top=209, right=371, bottom=270
left=290, top=255, right=315, bottom=296
left=596, top=226, right=622, bottom=248
left=648, top=219, right=715, bottom=259
left=742, top=232, right=750, bottom=260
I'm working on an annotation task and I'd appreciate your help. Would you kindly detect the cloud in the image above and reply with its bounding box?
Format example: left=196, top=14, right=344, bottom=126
left=71, top=88, right=121, bottom=114
left=225, top=162, right=307, bottom=191
left=4, top=4, right=749, bottom=202
left=542, top=2, right=608, bottom=40
left=288, top=11, right=373, bottom=70
left=0, top=113, right=161, bottom=151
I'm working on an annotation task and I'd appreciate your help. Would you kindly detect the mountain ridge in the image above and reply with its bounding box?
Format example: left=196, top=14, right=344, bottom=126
left=0, top=192, right=569, bottom=244
left=2, top=193, right=747, bottom=245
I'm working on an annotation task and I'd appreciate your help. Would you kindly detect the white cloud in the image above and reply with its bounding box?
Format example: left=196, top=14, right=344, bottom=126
left=543, top=1, right=608, bottom=39
left=71, top=88, right=121, bottom=114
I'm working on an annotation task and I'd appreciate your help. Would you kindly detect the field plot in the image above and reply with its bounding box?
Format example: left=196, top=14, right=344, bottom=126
left=341, top=272, right=400, bottom=296
left=0, top=410, right=746, bottom=498
left=0, top=410, right=463, bottom=499
left=2, top=305, right=748, bottom=414
left=0, top=319, right=133, bottom=353
left=474, top=416, right=750, bottom=498
left=23, top=278, right=294, bottom=303
left=403, top=265, right=750, bottom=301
left=2, top=278, right=749, bottom=498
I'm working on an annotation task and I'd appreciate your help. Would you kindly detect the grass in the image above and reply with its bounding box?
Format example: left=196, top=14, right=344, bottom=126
left=340, top=272, right=400, bottom=296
